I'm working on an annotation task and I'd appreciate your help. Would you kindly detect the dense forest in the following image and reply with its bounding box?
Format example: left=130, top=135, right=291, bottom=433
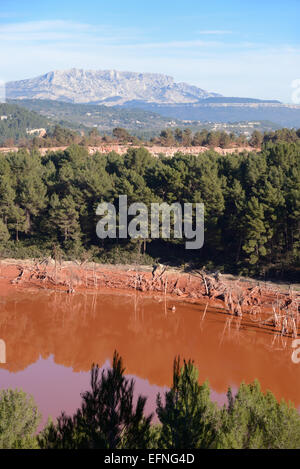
left=1, top=353, right=300, bottom=449
left=0, top=140, right=299, bottom=279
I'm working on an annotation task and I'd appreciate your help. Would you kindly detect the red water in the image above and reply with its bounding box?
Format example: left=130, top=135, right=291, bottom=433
left=0, top=288, right=299, bottom=426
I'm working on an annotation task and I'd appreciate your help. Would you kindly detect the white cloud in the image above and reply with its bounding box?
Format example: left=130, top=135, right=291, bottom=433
left=126, top=40, right=224, bottom=49
left=0, top=20, right=137, bottom=42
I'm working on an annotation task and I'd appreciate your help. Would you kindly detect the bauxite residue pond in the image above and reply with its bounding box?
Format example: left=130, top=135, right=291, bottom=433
left=0, top=288, right=299, bottom=425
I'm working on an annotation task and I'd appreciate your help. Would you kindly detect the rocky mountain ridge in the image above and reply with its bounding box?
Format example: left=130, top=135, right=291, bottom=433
left=6, top=68, right=222, bottom=105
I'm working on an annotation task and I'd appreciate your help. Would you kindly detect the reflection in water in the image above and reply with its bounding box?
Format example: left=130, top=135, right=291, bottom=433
left=0, top=356, right=168, bottom=428
left=0, top=288, right=299, bottom=423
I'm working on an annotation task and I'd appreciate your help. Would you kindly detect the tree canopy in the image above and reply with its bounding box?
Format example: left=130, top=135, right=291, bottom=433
left=0, top=141, right=298, bottom=279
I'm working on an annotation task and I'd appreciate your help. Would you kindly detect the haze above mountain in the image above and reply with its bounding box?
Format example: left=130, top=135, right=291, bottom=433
left=6, top=68, right=222, bottom=105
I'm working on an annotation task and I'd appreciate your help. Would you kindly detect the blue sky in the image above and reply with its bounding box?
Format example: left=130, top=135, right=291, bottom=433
left=0, top=0, right=299, bottom=102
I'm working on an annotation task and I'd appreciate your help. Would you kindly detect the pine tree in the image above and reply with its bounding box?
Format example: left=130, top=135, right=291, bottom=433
left=216, top=381, right=300, bottom=449
left=49, top=194, right=82, bottom=249
left=9, top=205, right=26, bottom=242
left=0, top=389, right=41, bottom=449
left=174, top=128, right=183, bottom=144
left=9, top=150, right=46, bottom=234
left=242, top=197, right=268, bottom=266
left=0, top=219, right=10, bottom=246
left=182, top=129, right=192, bottom=146
left=38, top=352, right=152, bottom=449
left=249, top=130, right=263, bottom=148
left=156, top=357, right=219, bottom=449
left=0, top=174, right=16, bottom=227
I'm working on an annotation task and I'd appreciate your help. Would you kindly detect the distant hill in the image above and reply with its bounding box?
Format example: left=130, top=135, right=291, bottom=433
left=199, top=97, right=281, bottom=104
left=6, top=69, right=221, bottom=105
left=122, top=101, right=300, bottom=128
left=8, top=99, right=283, bottom=137
left=8, top=99, right=182, bottom=134
left=0, top=103, right=53, bottom=144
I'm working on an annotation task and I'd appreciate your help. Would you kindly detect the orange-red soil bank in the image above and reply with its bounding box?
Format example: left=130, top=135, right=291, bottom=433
left=0, top=144, right=258, bottom=158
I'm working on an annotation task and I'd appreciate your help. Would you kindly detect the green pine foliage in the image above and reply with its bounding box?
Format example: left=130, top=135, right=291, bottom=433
left=156, top=357, right=218, bottom=449
left=216, top=381, right=300, bottom=449
left=30, top=355, right=300, bottom=449
left=0, top=141, right=298, bottom=277
left=0, top=389, right=41, bottom=449
left=38, top=352, right=153, bottom=449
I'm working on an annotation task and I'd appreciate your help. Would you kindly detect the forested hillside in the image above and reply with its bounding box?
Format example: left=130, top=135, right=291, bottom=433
left=8, top=99, right=181, bottom=135
left=0, top=103, right=53, bottom=145
left=0, top=142, right=299, bottom=279
left=8, top=99, right=281, bottom=138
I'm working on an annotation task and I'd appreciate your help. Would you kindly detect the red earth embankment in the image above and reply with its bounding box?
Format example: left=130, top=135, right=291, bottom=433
left=0, top=144, right=258, bottom=157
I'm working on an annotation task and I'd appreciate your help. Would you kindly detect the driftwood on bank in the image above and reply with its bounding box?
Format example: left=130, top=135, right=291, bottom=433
left=9, top=260, right=300, bottom=338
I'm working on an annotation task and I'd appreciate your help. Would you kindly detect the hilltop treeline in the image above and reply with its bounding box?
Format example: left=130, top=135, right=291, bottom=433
left=153, top=126, right=300, bottom=148
left=1, top=354, right=300, bottom=449
left=2, top=120, right=300, bottom=151
left=0, top=141, right=299, bottom=278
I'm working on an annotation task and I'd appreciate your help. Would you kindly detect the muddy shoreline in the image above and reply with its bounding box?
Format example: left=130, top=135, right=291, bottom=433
left=0, top=258, right=299, bottom=338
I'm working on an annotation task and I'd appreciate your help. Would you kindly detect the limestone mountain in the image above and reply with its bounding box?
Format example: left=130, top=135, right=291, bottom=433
left=6, top=68, right=221, bottom=105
